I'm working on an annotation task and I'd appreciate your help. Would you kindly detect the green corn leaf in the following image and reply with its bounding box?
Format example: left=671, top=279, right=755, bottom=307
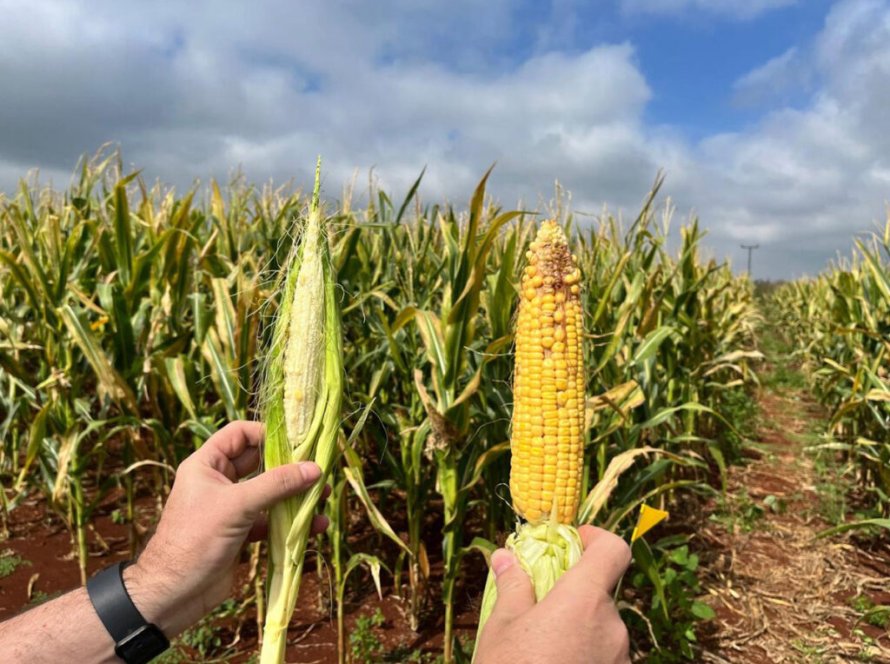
left=59, top=304, right=138, bottom=413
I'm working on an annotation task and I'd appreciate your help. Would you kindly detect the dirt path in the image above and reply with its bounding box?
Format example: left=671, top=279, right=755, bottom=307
left=698, top=356, right=890, bottom=662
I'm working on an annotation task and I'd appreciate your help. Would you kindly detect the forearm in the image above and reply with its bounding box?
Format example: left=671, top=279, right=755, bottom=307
left=0, top=422, right=320, bottom=663
left=0, top=584, right=119, bottom=663
left=0, top=562, right=191, bottom=663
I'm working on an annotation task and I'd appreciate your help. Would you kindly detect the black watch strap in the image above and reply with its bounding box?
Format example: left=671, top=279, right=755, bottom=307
left=87, top=561, right=170, bottom=664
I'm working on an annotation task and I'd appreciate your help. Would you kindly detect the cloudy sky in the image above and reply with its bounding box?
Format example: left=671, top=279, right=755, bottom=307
left=2, top=0, right=889, bottom=278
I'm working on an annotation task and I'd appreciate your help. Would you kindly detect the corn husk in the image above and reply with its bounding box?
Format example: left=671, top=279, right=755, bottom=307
left=259, top=160, right=343, bottom=663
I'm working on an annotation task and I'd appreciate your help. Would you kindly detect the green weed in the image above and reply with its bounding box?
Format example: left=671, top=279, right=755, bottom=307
left=790, top=638, right=828, bottom=662
left=762, top=494, right=787, bottom=515
left=153, top=648, right=190, bottom=664
left=350, top=607, right=386, bottom=663
left=757, top=324, right=807, bottom=393
left=850, top=594, right=890, bottom=629
left=385, top=644, right=444, bottom=663
left=811, top=455, right=851, bottom=525
left=628, top=539, right=715, bottom=662
left=27, top=589, right=62, bottom=606
left=709, top=490, right=767, bottom=534
left=168, top=598, right=241, bottom=661
left=0, top=550, right=29, bottom=578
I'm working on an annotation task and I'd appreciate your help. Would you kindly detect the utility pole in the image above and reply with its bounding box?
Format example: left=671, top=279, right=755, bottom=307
left=740, top=244, right=759, bottom=276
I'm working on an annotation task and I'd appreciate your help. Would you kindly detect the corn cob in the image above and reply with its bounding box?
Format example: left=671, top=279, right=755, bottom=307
left=511, top=221, right=585, bottom=524
left=475, top=220, right=586, bottom=656
left=260, top=160, right=343, bottom=663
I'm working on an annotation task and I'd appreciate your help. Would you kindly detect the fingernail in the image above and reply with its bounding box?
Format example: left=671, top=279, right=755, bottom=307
left=491, top=549, right=515, bottom=577
left=299, top=462, right=322, bottom=483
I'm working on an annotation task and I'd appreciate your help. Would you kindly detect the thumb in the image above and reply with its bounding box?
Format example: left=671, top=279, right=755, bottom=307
left=487, top=549, right=535, bottom=626
left=237, top=462, right=322, bottom=514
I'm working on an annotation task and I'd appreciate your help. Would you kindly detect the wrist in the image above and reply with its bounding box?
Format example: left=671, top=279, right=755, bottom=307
left=123, top=560, right=195, bottom=639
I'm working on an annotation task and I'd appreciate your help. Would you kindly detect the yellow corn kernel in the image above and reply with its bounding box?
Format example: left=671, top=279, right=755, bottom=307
left=510, top=220, right=585, bottom=525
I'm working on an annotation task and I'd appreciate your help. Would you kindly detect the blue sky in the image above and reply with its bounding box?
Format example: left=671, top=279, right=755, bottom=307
left=634, top=3, right=832, bottom=134
left=1, top=0, right=889, bottom=279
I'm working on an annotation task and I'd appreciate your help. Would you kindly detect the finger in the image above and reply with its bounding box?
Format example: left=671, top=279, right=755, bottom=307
left=310, top=514, right=329, bottom=535
left=247, top=507, right=329, bottom=543
left=230, top=446, right=261, bottom=479
left=319, top=483, right=332, bottom=504
left=486, top=549, right=535, bottom=627
left=237, top=462, right=322, bottom=515
left=197, top=421, right=265, bottom=480
left=205, top=421, right=264, bottom=459
left=578, top=524, right=600, bottom=549
left=563, top=525, right=631, bottom=593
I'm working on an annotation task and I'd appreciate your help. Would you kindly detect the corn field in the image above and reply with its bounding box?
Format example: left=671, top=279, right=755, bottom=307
left=771, top=222, right=890, bottom=523
left=0, top=152, right=766, bottom=661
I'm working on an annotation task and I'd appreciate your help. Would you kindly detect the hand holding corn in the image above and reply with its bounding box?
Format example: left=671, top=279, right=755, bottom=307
left=474, top=525, right=631, bottom=664
left=0, top=421, right=330, bottom=662
left=125, top=421, right=331, bottom=639
left=474, top=220, right=629, bottom=659
left=258, top=160, right=344, bottom=662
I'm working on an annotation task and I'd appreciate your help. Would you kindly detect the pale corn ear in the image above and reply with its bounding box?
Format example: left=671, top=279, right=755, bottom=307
left=260, top=159, right=344, bottom=664
left=510, top=220, right=585, bottom=524
left=283, top=207, right=325, bottom=451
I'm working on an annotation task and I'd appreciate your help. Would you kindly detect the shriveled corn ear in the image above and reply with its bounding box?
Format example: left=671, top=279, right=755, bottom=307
left=260, top=159, right=343, bottom=664
left=475, top=220, right=586, bottom=658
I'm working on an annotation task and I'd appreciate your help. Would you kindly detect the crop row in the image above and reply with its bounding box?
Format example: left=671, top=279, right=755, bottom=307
left=0, top=152, right=761, bottom=661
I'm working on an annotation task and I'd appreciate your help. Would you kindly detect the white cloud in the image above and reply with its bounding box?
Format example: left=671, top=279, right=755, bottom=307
left=2, top=0, right=890, bottom=279
left=621, top=0, right=799, bottom=20
left=731, top=47, right=811, bottom=107
left=0, top=0, right=659, bottom=209
left=676, top=0, right=890, bottom=276
left=0, top=156, right=71, bottom=195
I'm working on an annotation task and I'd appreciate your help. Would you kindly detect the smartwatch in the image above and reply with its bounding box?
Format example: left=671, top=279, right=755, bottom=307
left=86, top=561, right=170, bottom=664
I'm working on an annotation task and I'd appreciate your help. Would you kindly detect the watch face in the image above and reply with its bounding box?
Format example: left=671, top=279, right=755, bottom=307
left=114, top=624, right=170, bottom=664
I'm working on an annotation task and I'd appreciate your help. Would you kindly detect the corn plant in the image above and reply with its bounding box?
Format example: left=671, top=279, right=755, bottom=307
left=0, top=150, right=764, bottom=662
left=773, top=221, right=890, bottom=521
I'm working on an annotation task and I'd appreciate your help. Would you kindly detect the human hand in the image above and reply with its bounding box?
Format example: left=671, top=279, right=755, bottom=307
left=122, top=421, right=329, bottom=637
left=474, top=525, right=632, bottom=664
